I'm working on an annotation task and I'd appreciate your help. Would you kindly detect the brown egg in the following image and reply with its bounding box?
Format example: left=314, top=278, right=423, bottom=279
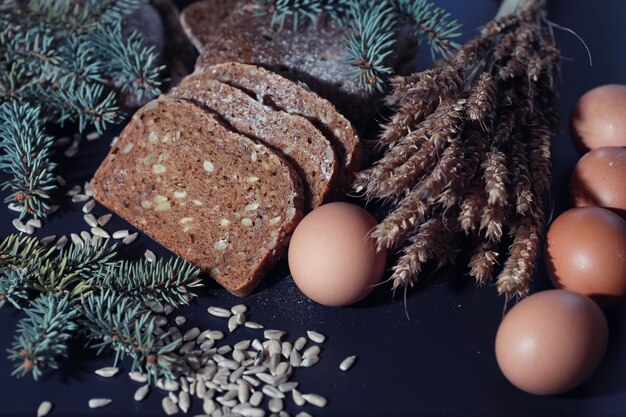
left=545, top=207, right=626, bottom=307
left=570, top=146, right=626, bottom=219
left=571, top=84, right=626, bottom=154
left=495, top=290, right=608, bottom=395
left=288, top=202, right=387, bottom=306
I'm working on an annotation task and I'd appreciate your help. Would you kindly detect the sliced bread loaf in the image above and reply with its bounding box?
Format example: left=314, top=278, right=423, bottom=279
left=92, top=97, right=304, bottom=296
left=170, top=71, right=338, bottom=209
left=204, top=62, right=362, bottom=191
left=181, top=0, right=372, bottom=128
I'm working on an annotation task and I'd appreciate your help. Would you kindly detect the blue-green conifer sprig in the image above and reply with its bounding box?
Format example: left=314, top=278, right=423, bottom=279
left=254, top=0, right=461, bottom=92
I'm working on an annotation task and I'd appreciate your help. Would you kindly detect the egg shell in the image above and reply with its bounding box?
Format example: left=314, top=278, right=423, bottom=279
left=287, top=202, right=387, bottom=306
left=570, top=146, right=626, bottom=219
left=570, top=84, right=626, bottom=154
left=545, top=206, right=626, bottom=307
left=495, top=290, right=608, bottom=396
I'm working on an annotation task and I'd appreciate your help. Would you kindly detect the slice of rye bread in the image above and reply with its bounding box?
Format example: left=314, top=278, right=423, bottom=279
left=170, top=72, right=338, bottom=209
left=180, top=0, right=372, bottom=129
left=92, top=97, right=304, bottom=296
left=204, top=62, right=362, bottom=191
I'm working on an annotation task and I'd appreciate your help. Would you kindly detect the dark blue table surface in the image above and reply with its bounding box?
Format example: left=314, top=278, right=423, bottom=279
left=2, top=1, right=626, bottom=416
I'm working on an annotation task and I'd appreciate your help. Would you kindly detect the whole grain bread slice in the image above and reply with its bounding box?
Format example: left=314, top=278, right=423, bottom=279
left=170, top=71, right=338, bottom=209
left=92, top=97, right=304, bottom=296
left=204, top=62, right=362, bottom=191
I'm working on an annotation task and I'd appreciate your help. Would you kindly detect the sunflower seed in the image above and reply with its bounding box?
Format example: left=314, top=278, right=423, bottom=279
left=262, top=385, right=284, bottom=399
left=66, top=185, right=81, bottom=196
left=78, top=232, right=90, bottom=243
left=129, top=371, right=148, bottom=383
left=144, top=249, right=156, bottom=262
left=235, top=340, right=251, bottom=351
left=281, top=342, right=292, bottom=359
left=289, top=350, right=301, bottom=367
left=237, top=382, right=250, bottom=403
left=264, top=330, right=286, bottom=340
left=64, top=144, right=79, bottom=158
left=40, top=235, right=56, bottom=245
left=180, top=340, right=196, bottom=354
left=302, top=346, right=320, bottom=359
left=134, top=384, right=150, bottom=401
left=123, top=232, right=138, bottom=245
left=86, top=131, right=100, bottom=141
left=295, top=412, right=312, bottom=417
left=203, top=399, right=217, bottom=414
left=54, top=136, right=71, bottom=147
left=269, top=398, right=283, bottom=413
left=110, top=136, right=119, bottom=147
left=200, top=339, right=215, bottom=351
left=293, top=337, right=307, bottom=351
left=157, top=378, right=180, bottom=392
left=239, top=407, right=265, bottom=417
left=162, top=397, right=178, bottom=415
left=302, top=393, right=327, bottom=408
left=37, top=401, right=53, bottom=417
left=207, top=330, right=224, bottom=340
left=95, top=366, right=119, bottom=377
left=306, top=331, right=326, bottom=344
left=97, top=213, right=113, bottom=226
left=88, top=398, right=112, bottom=408
left=227, top=315, right=239, bottom=332
left=72, top=194, right=89, bottom=203
left=175, top=316, right=187, bottom=326
left=179, top=391, right=191, bottom=413
left=339, top=355, right=357, bottom=371
left=82, top=199, right=96, bottom=213
left=208, top=306, right=232, bottom=318
left=235, top=313, right=246, bottom=325
left=83, top=213, right=97, bottom=227
left=301, top=355, right=319, bottom=367
left=252, top=339, right=263, bottom=351
left=245, top=321, right=263, bottom=329
left=184, top=327, right=201, bottom=342
left=245, top=390, right=262, bottom=407
left=292, top=389, right=305, bottom=406
left=112, top=230, right=129, bottom=239
left=278, top=382, right=298, bottom=393
left=229, top=304, right=247, bottom=315
left=91, top=227, right=110, bottom=238
left=27, top=219, right=42, bottom=229
left=70, top=233, right=83, bottom=245
left=55, top=235, right=68, bottom=250
left=218, top=345, right=233, bottom=355
left=47, top=204, right=60, bottom=215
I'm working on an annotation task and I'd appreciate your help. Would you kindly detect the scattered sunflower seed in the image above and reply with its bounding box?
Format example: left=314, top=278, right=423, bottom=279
left=88, top=398, right=112, bottom=409
left=86, top=131, right=100, bottom=141
left=208, top=306, right=232, bottom=318
left=339, top=355, right=357, bottom=371
left=144, top=249, right=156, bottom=262
left=207, top=330, right=224, bottom=340
left=80, top=231, right=91, bottom=242
left=157, top=378, right=180, bottom=392
left=55, top=236, right=68, bottom=250
left=162, top=396, right=178, bottom=415
left=302, top=346, right=320, bottom=359
left=82, top=199, right=96, bottom=213
left=292, top=389, right=305, bottom=407
left=228, top=315, right=239, bottom=332
left=129, top=371, right=148, bottom=383
left=56, top=175, right=67, bottom=186
left=70, top=233, right=83, bottom=245
left=66, top=185, right=81, bottom=196
left=112, top=230, right=129, bottom=239
left=239, top=407, right=265, bottom=417
left=123, top=232, right=138, bottom=245
left=301, top=355, right=320, bottom=367
left=97, top=213, right=113, bottom=226
left=295, top=412, right=313, bottom=417
left=54, top=136, right=71, bottom=147
left=134, top=384, right=150, bottom=401
left=245, top=321, right=263, bottom=329
left=231, top=304, right=247, bottom=315
left=306, top=331, right=326, bottom=344
left=302, top=393, right=327, bottom=408
left=262, top=385, right=285, bottom=399
left=235, top=340, right=251, bottom=350
left=72, top=194, right=90, bottom=203
left=175, top=316, right=187, bottom=326
left=278, top=381, right=298, bottom=392
left=40, top=235, right=56, bottom=245
left=91, top=227, right=110, bottom=238
left=293, top=337, right=307, bottom=351
left=179, top=391, right=191, bottom=413
left=37, top=401, right=53, bottom=417
left=249, top=391, right=263, bottom=407
left=203, top=398, right=217, bottom=414
left=268, top=398, right=283, bottom=413
left=183, top=327, right=201, bottom=342
left=27, top=219, right=42, bottom=229
left=83, top=213, right=98, bottom=227
left=264, top=330, right=286, bottom=340
left=95, top=367, right=119, bottom=377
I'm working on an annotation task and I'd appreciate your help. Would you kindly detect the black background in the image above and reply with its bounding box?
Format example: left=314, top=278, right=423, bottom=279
left=1, top=1, right=626, bottom=416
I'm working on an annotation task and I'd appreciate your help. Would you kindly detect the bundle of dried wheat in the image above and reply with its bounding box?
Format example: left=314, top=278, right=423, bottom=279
left=354, top=0, right=560, bottom=301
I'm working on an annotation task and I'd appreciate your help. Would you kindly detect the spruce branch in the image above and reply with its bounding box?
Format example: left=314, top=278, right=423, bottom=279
left=7, top=293, right=79, bottom=380
left=254, top=0, right=461, bottom=92
left=79, top=289, right=183, bottom=382
left=0, top=101, right=57, bottom=219
left=0, top=0, right=165, bottom=219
